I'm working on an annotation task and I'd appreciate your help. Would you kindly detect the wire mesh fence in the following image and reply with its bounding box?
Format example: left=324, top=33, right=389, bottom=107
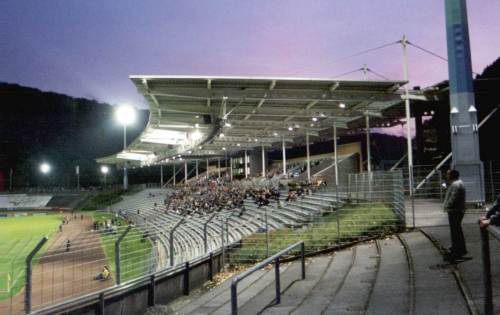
left=0, top=170, right=405, bottom=314
left=223, top=170, right=405, bottom=267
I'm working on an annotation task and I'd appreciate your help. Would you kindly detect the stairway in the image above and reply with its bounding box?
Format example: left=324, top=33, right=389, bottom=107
left=167, top=230, right=473, bottom=315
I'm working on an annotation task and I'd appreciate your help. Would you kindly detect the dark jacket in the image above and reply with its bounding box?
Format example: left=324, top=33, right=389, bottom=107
left=486, top=194, right=500, bottom=225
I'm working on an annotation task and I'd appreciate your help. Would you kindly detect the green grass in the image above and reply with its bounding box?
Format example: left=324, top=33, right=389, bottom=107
left=228, top=203, right=403, bottom=264
left=91, top=212, right=154, bottom=283
left=0, top=214, right=62, bottom=300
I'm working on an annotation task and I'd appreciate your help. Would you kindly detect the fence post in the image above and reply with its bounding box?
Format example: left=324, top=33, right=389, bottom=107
left=221, top=218, right=225, bottom=271
left=115, top=225, right=132, bottom=285
left=301, top=242, right=306, bottom=280
left=25, top=236, right=48, bottom=314
left=97, top=292, right=105, bottom=315
left=183, top=262, right=190, bottom=295
left=265, top=207, right=269, bottom=258
left=204, top=213, right=217, bottom=253
left=169, top=218, right=185, bottom=266
left=480, top=226, right=493, bottom=315
left=208, top=252, right=214, bottom=281
left=275, top=257, right=281, bottom=304
left=226, top=218, right=230, bottom=245
left=231, top=281, right=238, bottom=315
left=490, top=160, right=496, bottom=202
left=335, top=184, right=341, bottom=243
left=148, top=274, right=155, bottom=306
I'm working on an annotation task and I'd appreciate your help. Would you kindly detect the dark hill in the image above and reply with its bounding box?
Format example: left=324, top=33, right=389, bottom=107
left=0, top=83, right=148, bottom=189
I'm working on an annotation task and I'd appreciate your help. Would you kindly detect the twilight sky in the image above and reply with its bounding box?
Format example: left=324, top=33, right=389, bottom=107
left=1, top=1, right=499, bottom=109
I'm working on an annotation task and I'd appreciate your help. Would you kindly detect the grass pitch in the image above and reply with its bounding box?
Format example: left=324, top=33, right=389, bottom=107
left=0, top=214, right=62, bottom=300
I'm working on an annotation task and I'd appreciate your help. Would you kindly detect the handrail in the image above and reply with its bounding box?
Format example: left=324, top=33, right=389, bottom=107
left=479, top=223, right=500, bottom=315
left=390, top=153, right=408, bottom=171
left=230, top=241, right=305, bottom=315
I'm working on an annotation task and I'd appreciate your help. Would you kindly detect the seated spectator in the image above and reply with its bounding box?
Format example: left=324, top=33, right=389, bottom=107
left=95, top=266, right=111, bottom=281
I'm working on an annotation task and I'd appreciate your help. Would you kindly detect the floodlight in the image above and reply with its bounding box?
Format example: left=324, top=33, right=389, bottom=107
left=273, top=132, right=278, bottom=136
left=40, top=163, right=51, bottom=174
left=219, top=133, right=225, bottom=138
left=312, top=117, right=318, bottom=122
left=237, top=143, right=241, bottom=147
left=191, top=130, right=203, bottom=141
left=225, top=122, right=232, bottom=127
left=288, top=126, right=293, bottom=131
left=101, top=166, right=109, bottom=174
left=339, top=103, right=346, bottom=109
left=115, top=105, right=136, bottom=126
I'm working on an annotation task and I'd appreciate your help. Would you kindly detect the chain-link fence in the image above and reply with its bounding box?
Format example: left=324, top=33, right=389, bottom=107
left=223, top=170, right=405, bottom=267
left=0, top=171, right=405, bottom=314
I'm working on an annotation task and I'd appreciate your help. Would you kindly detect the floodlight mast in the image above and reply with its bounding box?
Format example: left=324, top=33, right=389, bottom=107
left=115, top=105, right=136, bottom=190
left=101, top=166, right=109, bottom=190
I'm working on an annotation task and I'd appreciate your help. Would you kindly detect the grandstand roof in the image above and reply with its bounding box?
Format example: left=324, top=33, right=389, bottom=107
left=98, top=75, right=422, bottom=166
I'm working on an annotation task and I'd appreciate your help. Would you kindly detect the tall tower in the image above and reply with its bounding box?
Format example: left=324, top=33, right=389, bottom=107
left=445, top=0, right=484, bottom=203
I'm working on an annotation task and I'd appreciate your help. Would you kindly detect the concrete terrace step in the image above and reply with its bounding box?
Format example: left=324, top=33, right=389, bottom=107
left=322, top=243, right=379, bottom=314
left=260, top=255, right=332, bottom=314
left=400, top=231, right=469, bottom=315
left=290, top=248, right=355, bottom=314
left=366, top=237, right=410, bottom=315
left=162, top=231, right=473, bottom=315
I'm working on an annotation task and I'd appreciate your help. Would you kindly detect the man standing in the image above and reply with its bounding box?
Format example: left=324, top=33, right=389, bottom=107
left=443, top=169, right=467, bottom=261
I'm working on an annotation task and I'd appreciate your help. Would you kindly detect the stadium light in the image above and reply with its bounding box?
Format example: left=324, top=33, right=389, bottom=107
left=40, top=163, right=51, bottom=174
left=115, top=104, right=136, bottom=126
left=339, top=103, right=346, bottom=109
left=115, top=104, right=136, bottom=191
left=101, top=165, right=109, bottom=189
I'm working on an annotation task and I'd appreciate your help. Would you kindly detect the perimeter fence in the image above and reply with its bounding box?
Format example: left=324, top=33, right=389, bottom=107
left=0, top=170, right=405, bottom=315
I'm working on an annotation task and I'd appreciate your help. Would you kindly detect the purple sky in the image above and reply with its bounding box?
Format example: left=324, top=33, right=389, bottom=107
left=1, top=1, right=499, bottom=109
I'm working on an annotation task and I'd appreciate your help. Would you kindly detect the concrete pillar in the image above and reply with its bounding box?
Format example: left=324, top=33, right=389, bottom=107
left=160, top=164, right=164, bottom=187
left=184, top=160, right=187, bottom=183
left=445, top=0, right=484, bottom=202
left=206, top=159, right=209, bottom=180
left=261, top=144, right=266, bottom=178
left=306, top=131, right=311, bottom=182
left=244, top=150, right=248, bottom=178
left=333, top=122, right=339, bottom=186
left=217, top=158, right=221, bottom=178
left=230, top=157, right=233, bottom=181
left=282, top=137, right=287, bottom=177
left=366, top=115, right=371, bottom=173
left=173, top=163, right=176, bottom=186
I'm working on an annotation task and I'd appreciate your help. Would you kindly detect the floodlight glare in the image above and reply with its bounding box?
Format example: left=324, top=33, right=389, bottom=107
left=40, top=163, right=51, bottom=174
left=115, top=104, right=136, bottom=126
left=288, top=126, right=293, bottom=131
left=191, top=130, right=203, bottom=141
left=312, top=117, right=318, bottom=122
left=224, top=122, right=231, bottom=127
left=101, top=166, right=109, bottom=174
left=339, top=103, right=346, bottom=109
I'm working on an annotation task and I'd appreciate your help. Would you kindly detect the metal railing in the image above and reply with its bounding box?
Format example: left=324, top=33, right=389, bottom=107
left=479, top=223, right=500, bottom=315
left=230, top=241, right=305, bottom=315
